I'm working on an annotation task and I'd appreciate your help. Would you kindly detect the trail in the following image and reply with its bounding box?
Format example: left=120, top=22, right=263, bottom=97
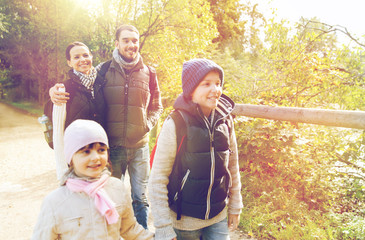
left=0, top=102, right=249, bottom=240
left=0, top=102, right=57, bottom=240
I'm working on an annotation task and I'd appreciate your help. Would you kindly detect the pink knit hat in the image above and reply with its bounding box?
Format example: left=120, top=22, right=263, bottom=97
left=64, top=119, right=109, bottom=164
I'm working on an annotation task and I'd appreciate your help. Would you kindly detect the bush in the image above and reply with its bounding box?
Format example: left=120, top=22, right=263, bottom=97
left=236, top=117, right=365, bottom=239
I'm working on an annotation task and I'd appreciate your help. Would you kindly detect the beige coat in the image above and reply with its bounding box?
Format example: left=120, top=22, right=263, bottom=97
left=32, top=177, right=153, bottom=240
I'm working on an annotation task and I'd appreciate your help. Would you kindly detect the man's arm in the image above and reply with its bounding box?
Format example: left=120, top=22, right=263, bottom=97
left=147, top=73, right=163, bottom=130
left=49, top=83, right=70, bottom=105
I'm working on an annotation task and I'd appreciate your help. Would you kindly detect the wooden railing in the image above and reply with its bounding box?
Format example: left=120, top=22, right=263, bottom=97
left=232, top=104, right=365, bottom=129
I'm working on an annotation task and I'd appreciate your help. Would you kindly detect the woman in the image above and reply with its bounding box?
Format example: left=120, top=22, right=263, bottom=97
left=52, top=42, right=107, bottom=180
left=61, top=41, right=106, bottom=129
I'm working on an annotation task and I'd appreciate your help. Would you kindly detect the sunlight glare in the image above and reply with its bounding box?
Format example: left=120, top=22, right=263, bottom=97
left=75, top=0, right=103, bottom=11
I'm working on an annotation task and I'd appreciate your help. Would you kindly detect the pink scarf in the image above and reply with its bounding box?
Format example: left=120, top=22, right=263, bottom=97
left=66, top=174, right=119, bottom=224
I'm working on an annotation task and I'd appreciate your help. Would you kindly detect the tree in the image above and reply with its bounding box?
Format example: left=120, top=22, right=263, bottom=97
left=132, top=0, right=219, bottom=106
left=0, top=0, right=96, bottom=103
left=207, top=0, right=265, bottom=55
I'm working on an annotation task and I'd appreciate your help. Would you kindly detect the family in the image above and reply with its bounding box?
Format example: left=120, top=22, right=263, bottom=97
left=31, top=24, right=243, bottom=240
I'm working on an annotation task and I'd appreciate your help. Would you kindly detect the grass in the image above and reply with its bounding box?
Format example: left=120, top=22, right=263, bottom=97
left=1, top=99, right=43, bottom=116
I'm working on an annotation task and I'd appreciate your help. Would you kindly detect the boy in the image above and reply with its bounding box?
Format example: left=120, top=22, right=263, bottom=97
left=148, top=59, right=243, bottom=240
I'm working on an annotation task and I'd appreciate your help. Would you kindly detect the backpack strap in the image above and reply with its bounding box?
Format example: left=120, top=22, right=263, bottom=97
left=169, top=110, right=188, bottom=220
left=148, top=109, right=188, bottom=220
left=98, top=60, right=112, bottom=78
left=149, top=109, right=187, bottom=168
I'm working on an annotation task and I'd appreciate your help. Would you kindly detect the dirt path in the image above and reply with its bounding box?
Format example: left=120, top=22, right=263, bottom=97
left=0, top=102, right=249, bottom=240
left=0, top=102, right=57, bottom=240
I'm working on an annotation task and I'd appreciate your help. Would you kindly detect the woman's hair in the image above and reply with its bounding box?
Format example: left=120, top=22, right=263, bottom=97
left=115, top=25, right=139, bottom=41
left=65, top=41, right=90, bottom=61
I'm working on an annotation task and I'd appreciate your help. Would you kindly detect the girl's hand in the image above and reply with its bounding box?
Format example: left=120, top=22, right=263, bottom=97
left=228, top=213, right=240, bottom=231
left=50, top=83, right=69, bottom=105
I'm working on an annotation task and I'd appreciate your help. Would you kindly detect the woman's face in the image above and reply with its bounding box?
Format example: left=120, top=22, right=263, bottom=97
left=67, top=45, right=93, bottom=74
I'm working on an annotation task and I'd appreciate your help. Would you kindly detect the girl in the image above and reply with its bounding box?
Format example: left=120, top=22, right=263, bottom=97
left=32, top=119, right=154, bottom=239
left=148, top=59, right=243, bottom=240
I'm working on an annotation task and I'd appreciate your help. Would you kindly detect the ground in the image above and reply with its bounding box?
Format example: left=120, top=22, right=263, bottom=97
left=0, top=102, right=250, bottom=240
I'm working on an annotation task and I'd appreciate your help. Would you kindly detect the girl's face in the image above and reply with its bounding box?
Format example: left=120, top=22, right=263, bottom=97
left=67, top=45, right=93, bottom=74
left=191, top=71, right=222, bottom=117
left=71, top=143, right=108, bottom=178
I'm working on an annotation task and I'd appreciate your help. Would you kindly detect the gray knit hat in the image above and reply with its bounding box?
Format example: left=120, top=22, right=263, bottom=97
left=64, top=119, right=109, bottom=164
left=182, top=59, right=224, bottom=97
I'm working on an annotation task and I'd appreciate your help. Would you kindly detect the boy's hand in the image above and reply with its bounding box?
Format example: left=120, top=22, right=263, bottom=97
left=228, top=213, right=240, bottom=231
left=50, top=83, right=69, bottom=106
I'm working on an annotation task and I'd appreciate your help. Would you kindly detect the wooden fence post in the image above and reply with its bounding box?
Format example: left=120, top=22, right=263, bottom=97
left=232, top=104, right=365, bottom=130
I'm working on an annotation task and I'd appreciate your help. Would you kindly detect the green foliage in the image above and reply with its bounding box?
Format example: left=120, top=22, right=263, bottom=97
left=231, top=16, right=365, bottom=237
left=135, top=0, right=219, bottom=106
left=1, top=1, right=364, bottom=239
left=236, top=115, right=365, bottom=238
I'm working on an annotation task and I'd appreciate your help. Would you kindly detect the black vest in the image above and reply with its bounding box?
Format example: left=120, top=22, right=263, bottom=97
left=64, top=71, right=107, bottom=129
left=167, top=110, right=232, bottom=220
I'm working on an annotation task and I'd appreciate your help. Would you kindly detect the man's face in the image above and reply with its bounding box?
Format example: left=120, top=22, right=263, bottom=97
left=115, top=30, right=139, bottom=62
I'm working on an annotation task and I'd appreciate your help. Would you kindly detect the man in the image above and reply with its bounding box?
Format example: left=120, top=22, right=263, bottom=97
left=50, top=25, right=163, bottom=229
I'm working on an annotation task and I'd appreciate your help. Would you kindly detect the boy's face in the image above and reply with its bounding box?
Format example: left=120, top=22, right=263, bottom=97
left=191, top=71, right=222, bottom=117
left=115, top=30, right=139, bottom=62
left=71, top=143, right=108, bottom=178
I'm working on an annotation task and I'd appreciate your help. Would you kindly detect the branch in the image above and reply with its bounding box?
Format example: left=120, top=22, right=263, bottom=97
left=305, top=20, right=365, bottom=48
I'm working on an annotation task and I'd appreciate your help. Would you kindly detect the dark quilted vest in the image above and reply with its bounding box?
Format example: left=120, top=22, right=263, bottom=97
left=167, top=110, right=231, bottom=220
left=64, top=71, right=106, bottom=129
left=103, top=59, right=151, bottom=148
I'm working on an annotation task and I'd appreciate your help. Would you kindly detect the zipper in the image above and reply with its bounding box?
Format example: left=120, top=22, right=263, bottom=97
left=174, top=169, right=191, bottom=201
left=122, top=73, right=130, bottom=142
left=200, top=110, right=215, bottom=220
left=199, top=108, right=227, bottom=220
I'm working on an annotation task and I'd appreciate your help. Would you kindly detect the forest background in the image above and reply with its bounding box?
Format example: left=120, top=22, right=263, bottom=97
left=0, top=0, right=364, bottom=239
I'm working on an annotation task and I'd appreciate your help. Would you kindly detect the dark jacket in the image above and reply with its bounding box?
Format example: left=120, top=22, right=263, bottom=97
left=64, top=70, right=106, bottom=129
left=167, top=94, right=235, bottom=220
left=103, top=57, right=163, bottom=148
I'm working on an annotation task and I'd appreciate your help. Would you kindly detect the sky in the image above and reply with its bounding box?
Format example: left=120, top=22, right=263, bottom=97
left=251, top=0, right=365, bottom=45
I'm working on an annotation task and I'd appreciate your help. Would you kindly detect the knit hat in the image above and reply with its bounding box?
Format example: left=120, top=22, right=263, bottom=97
left=64, top=119, right=109, bottom=164
left=181, top=58, right=224, bottom=97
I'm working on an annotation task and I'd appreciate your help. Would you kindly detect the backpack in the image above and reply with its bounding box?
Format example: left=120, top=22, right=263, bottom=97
left=38, top=99, right=54, bottom=148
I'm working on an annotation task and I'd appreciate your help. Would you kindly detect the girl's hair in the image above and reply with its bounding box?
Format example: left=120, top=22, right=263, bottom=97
left=65, top=41, right=90, bottom=61
left=76, top=142, right=107, bottom=152
left=115, top=25, right=139, bottom=41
